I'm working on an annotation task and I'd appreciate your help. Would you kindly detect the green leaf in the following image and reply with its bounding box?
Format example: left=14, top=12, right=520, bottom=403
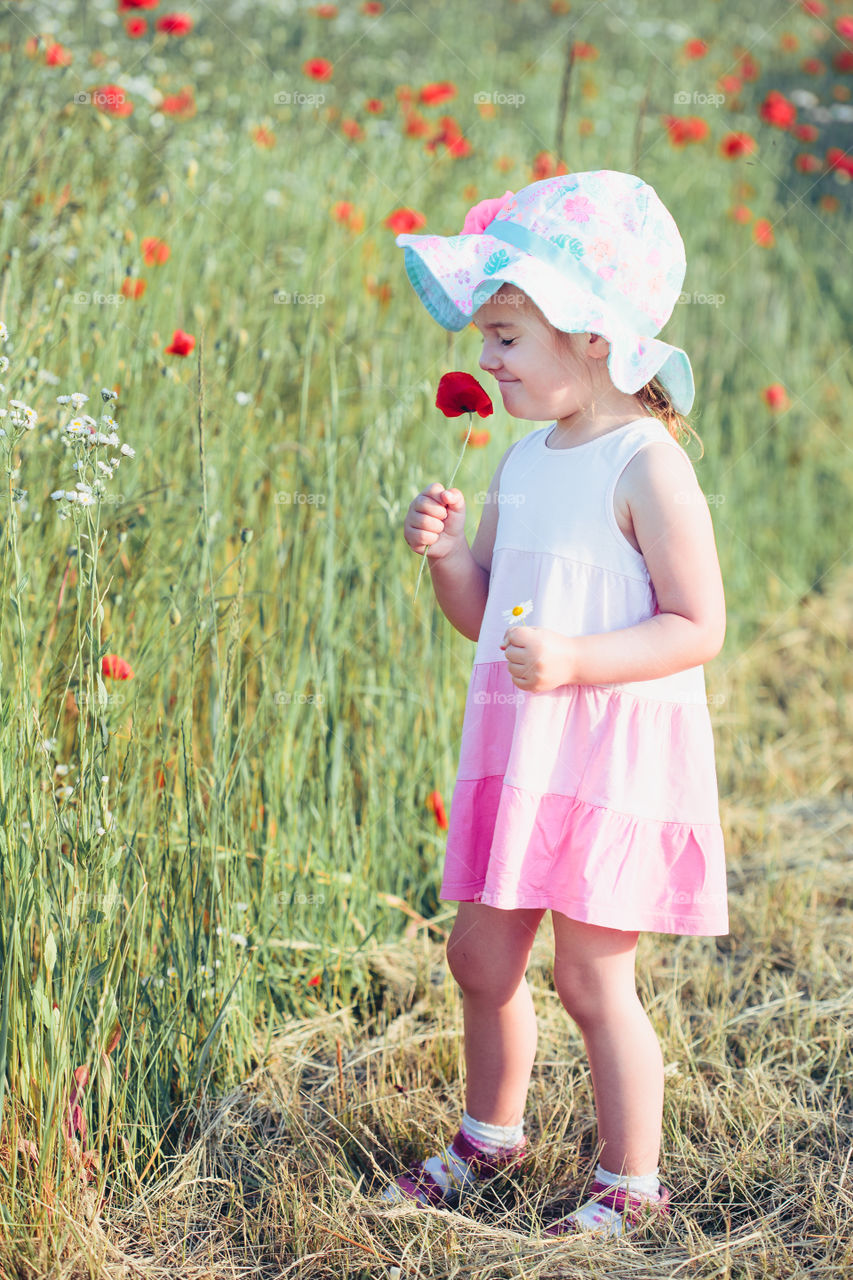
left=86, top=960, right=109, bottom=987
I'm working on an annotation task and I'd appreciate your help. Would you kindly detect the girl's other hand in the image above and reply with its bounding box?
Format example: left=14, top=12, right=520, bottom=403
left=404, top=482, right=467, bottom=562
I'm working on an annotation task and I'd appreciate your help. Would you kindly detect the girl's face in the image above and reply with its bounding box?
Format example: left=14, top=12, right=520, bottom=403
left=472, top=285, right=618, bottom=425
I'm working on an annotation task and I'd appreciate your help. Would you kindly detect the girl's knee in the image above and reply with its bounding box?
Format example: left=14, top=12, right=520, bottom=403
left=445, top=904, right=541, bottom=1001
left=553, top=962, right=638, bottom=1027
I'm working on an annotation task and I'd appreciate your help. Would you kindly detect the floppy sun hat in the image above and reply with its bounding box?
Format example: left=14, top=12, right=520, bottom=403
left=395, top=169, right=695, bottom=415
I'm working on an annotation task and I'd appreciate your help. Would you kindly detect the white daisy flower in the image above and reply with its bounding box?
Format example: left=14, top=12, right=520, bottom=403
left=120, top=443, right=135, bottom=458
left=0, top=321, right=8, bottom=342
left=501, top=599, right=534, bottom=628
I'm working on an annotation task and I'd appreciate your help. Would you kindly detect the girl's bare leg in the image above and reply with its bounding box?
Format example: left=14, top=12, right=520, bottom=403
left=446, top=901, right=546, bottom=1126
left=550, top=911, right=663, bottom=1174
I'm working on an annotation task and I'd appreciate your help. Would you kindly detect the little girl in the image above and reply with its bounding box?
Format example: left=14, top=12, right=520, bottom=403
left=386, top=170, right=729, bottom=1238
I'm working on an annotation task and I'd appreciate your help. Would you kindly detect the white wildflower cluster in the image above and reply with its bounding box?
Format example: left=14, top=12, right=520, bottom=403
left=51, top=386, right=136, bottom=520
left=0, top=322, right=35, bottom=441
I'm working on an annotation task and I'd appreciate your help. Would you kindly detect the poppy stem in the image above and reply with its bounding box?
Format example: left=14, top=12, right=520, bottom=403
left=413, top=411, right=474, bottom=604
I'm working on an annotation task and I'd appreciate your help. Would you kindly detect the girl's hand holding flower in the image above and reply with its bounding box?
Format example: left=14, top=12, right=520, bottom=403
left=500, top=624, right=576, bottom=693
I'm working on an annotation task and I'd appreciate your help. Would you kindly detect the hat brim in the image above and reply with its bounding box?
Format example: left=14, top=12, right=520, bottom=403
left=396, top=230, right=695, bottom=415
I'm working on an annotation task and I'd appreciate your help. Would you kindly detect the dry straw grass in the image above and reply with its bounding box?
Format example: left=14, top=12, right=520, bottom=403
left=9, top=568, right=852, bottom=1279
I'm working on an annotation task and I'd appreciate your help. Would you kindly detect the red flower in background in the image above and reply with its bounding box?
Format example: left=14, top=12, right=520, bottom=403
left=419, top=80, right=457, bottom=106
left=531, top=151, right=568, bottom=179
left=121, top=277, right=146, bottom=299
left=426, top=789, right=448, bottom=829
left=125, top=17, right=148, bottom=36
left=793, top=123, right=819, bottom=142
left=141, top=236, right=169, bottom=264
left=91, top=84, right=134, bottom=116
left=102, top=654, right=135, bottom=680
left=800, top=0, right=826, bottom=14
left=165, top=329, right=195, bottom=356
left=684, top=38, right=708, bottom=59
left=385, top=207, right=426, bottom=233
left=663, top=115, right=709, bottom=145
left=119, top=0, right=158, bottom=8
left=45, top=42, right=73, bottom=65
left=836, top=16, right=853, bottom=40
left=155, top=13, right=192, bottom=34
left=720, top=131, right=756, bottom=158
left=826, top=147, right=853, bottom=177
left=362, top=1, right=383, bottom=13
left=435, top=372, right=494, bottom=418
left=752, top=218, right=775, bottom=247
left=760, top=90, right=796, bottom=129
left=162, top=87, right=196, bottom=119
left=763, top=384, right=790, bottom=411
left=794, top=153, right=821, bottom=173
left=364, top=98, right=384, bottom=113
left=303, top=57, right=333, bottom=80
left=571, top=42, right=598, bottom=60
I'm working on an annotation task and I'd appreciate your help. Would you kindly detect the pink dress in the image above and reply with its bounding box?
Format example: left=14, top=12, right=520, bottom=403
left=440, top=418, right=729, bottom=936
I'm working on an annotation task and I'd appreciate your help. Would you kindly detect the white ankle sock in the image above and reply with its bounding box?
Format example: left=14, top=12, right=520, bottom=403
left=570, top=1165, right=661, bottom=1237
left=460, top=1110, right=525, bottom=1152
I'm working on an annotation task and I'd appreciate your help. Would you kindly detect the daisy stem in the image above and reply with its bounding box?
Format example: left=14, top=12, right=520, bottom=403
left=413, top=411, right=474, bottom=605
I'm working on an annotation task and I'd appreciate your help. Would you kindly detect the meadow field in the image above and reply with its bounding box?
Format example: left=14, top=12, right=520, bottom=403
left=0, top=0, right=851, bottom=1274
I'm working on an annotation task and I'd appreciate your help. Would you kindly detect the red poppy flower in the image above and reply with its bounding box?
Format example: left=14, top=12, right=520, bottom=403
left=45, top=42, right=73, bottom=65
left=403, top=111, right=430, bottom=138
left=779, top=33, right=798, bottom=52
left=362, top=1, right=383, bottom=13
left=141, top=236, right=170, bottom=264
left=418, top=80, right=457, bottom=106
left=800, top=58, right=825, bottom=76
left=572, top=41, right=598, bottom=59
left=119, top=0, right=158, bottom=8
left=762, top=384, right=789, bottom=411
left=729, top=204, right=752, bottom=223
left=834, top=50, right=853, bottom=72
left=737, top=52, right=760, bottom=81
left=312, top=3, right=338, bottom=16
left=165, top=329, right=195, bottom=355
left=752, top=218, right=774, bottom=247
left=718, top=74, right=743, bottom=96
left=364, top=98, right=384, bottom=113
left=532, top=150, right=568, bottom=180
left=125, top=17, right=148, bottom=36
left=794, top=153, right=821, bottom=173
left=800, top=0, right=826, bottom=14
left=303, top=57, right=333, bottom=81
left=385, top=207, right=426, bottom=233
left=341, top=118, right=364, bottom=140
left=102, top=654, right=135, bottom=680
left=426, top=789, right=448, bottom=829
left=720, top=131, right=756, bottom=158
left=155, top=13, right=192, bottom=35
left=663, top=115, right=709, bottom=146
left=436, top=372, right=494, bottom=418
left=826, top=147, right=853, bottom=177
left=837, top=16, right=853, bottom=40
left=252, top=125, right=275, bottom=147
left=793, top=123, right=819, bottom=142
left=121, top=277, right=146, bottom=299
left=91, top=84, right=134, bottom=116
left=467, top=429, right=491, bottom=447
left=162, top=89, right=195, bottom=119
left=683, top=38, right=708, bottom=59
left=759, top=90, right=796, bottom=129
left=307, top=974, right=321, bottom=986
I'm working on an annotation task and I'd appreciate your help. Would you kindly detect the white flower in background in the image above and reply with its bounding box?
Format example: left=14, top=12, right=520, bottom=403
left=57, top=392, right=89, bottom=409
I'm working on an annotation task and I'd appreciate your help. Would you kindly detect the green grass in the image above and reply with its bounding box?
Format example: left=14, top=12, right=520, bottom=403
left=0, top=0, right=851, bottom=1273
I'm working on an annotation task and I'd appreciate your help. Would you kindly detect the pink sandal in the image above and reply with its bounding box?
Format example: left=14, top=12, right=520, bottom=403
left=384, top=1128, right=528, bottom=1207
left=544, top=1179, right=672, bottom=1237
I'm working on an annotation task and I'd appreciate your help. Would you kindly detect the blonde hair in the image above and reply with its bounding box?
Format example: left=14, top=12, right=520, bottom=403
left=493, top=283, right=704, bottom=459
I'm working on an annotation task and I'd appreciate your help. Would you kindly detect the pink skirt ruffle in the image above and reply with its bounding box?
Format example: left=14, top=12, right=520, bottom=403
left=441, top=661, right=729, bottom=936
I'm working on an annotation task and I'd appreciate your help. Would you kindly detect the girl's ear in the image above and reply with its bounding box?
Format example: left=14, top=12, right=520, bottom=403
left=587, top=332, right=611, bottom=359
